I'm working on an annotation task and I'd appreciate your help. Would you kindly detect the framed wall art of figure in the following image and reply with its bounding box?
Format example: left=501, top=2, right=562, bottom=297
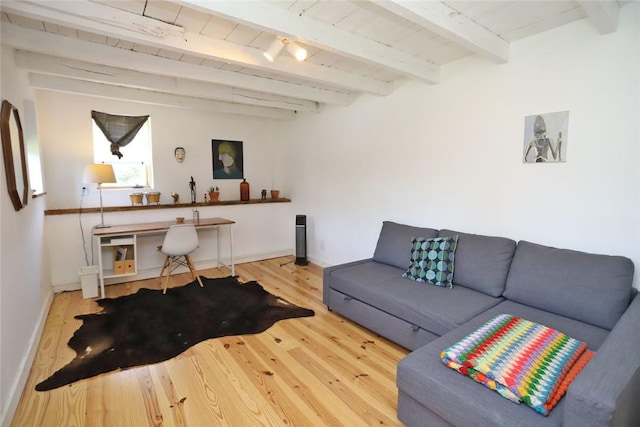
left=523, top=111, right=569, bottom=163
left=212, top=139, right=243, bottom=179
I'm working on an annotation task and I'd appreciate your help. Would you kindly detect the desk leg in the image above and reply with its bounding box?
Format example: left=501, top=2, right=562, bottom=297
left=230, top=224, right=235, bottom=276
left=215, top=226, right=220, bottom=270
left=99, top=276, right=105, bottom=299
left=95, top=235, right=105, bottom=299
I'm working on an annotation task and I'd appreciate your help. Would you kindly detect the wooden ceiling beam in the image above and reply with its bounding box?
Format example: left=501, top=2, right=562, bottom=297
left=28, top=73, right=296, bottom=120
left=14, top=50, right=321, bottom=112
left=2, top=0, right=184, bottom=39
left=174, top=0, right=441, bottom=83
left=371, top=0, right=509, bottom=63
left=578, top=0, right=619, bottom=34
left=2, top=0, right=391, bottom=96
left=2, top=23, right=353, bottom=106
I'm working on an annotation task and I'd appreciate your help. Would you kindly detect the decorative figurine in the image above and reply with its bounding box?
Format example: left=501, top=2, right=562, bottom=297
left=189, top=176, right=196, bottom=203
left=170, top=193, right=180, bottom=204
left=204, top=193, right=208, bottom=203
left=261, top=189, right=267, bottom=200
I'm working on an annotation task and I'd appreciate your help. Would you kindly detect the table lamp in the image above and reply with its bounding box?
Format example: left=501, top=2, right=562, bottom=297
left=83, top=163, right=116, bottom=228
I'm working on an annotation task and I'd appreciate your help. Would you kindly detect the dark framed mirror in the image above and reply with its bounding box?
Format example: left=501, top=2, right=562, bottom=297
left=1, top=100, right=29, bottom=211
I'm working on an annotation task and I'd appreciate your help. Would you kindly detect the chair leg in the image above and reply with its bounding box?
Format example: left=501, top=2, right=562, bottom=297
left=159, top=256, right=169, bottom=278
left=163, top=257, right=174, bottom=294
left=185, top=255, right=204, bottom=288
left=185, top=255, right=196, bottom=280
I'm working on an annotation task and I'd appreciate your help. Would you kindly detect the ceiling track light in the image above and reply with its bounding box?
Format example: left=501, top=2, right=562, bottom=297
left=263, top=37, right=307, bottom=62
left=286, top=41, right=307, bottom=61
left=263, top=38, right=284, bottom=62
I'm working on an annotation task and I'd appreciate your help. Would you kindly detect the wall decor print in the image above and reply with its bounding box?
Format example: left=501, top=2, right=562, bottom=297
left=212, top=139, right=243, bottom=179
left=523, top=111, right=568, bottom=163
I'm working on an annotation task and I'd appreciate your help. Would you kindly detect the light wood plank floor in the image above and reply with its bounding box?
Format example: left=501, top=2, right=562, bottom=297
left=12, top=256, right=409, bottom=426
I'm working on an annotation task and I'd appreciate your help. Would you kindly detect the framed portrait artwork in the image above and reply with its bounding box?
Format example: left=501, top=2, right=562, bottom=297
left=212, top=139, right=243, bottom=179
left=523, top=111, right=569, bottom=163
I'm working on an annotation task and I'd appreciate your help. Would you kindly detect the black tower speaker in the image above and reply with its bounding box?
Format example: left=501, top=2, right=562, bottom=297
left=295, top=214, right=309, bottom=265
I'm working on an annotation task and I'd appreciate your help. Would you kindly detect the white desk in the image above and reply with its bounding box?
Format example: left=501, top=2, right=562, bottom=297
left=93, top=217, right=234, bottom=298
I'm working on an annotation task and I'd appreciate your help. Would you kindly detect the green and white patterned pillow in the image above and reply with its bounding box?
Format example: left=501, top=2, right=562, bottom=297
left=402, top=235, right=459, bottom=288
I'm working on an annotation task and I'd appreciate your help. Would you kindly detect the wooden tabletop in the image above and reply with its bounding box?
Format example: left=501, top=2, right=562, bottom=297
left=92, top=217, right=235, bottom=236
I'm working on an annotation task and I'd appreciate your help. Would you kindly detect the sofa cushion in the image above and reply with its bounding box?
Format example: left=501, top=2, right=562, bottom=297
left=397, top=300, right=610, bottom=427
left=439, top=229, right=516, bottom=297
left=373, top=221, right=438, bottom=269
left=504, top=241, right=634, bottom=330
left=326, top=260, right=503, bottom=337
left=402, top=235, right=458, bottom=288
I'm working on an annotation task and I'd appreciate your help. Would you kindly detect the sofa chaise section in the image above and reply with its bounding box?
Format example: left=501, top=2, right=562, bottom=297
left=397, top=239, right=636, bottom=427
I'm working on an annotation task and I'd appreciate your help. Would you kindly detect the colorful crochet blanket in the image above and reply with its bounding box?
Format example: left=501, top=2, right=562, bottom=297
left=441, top=314, right=594, bottom=415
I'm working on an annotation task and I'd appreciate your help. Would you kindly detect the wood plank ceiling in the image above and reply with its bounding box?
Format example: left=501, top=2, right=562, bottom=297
left=0, top=1, right=626, bottom=119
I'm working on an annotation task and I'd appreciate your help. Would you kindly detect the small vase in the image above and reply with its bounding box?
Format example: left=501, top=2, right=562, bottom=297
left=129, top=193, right=143, bottom=206
left=145, top=192, right=161, bottom=205
left=240, top=178, right=250, bottom=201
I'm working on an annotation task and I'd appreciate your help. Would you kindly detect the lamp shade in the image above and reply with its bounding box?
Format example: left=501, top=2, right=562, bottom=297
left=263, top=38, right=284, bottom=62
left=83, top=164, right=116, bottom=184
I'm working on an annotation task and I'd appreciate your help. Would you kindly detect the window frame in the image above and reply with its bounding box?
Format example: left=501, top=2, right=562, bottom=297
left=91, top=118, right=153, bottom=189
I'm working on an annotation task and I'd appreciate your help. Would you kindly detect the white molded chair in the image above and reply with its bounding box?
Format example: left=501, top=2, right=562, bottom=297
left=159, top=224, right=204, bottom=293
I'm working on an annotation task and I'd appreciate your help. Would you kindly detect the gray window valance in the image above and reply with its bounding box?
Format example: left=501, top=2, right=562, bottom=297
left=91, top=110, right=149, bottom=159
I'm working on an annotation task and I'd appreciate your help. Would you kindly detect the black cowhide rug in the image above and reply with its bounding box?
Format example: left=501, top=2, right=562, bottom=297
left=36, top=276, right=314, bottom=391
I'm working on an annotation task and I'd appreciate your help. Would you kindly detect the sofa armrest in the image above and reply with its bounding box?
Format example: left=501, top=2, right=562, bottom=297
left=322, top=258, right=373, bottom=306
left=564, top=295, right=640, bottom=427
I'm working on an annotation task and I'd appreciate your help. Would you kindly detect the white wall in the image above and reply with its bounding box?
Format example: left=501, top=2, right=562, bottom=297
left=36, top=91, right=282, bottom=209
left=35, top=91, right=295, bottom=288
left=46, top=202, right=293, bottom=291
left=282, top=3, right=640, bottom=287
left=0, top=48, right=52, bottom=427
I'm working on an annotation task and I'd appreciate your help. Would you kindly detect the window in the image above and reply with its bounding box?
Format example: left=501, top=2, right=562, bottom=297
left=92, top=118, right=153, bottom=188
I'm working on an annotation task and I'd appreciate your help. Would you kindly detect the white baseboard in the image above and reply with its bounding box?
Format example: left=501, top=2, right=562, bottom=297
left=52, top=250, right=294, bottom=294
left=1, top=289, right=54, bottom=427
left=307, top=255, right=330, bottom=268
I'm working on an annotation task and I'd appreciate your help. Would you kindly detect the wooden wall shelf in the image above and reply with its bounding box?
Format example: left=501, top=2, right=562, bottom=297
left=44, top=198, right=291, bottom=216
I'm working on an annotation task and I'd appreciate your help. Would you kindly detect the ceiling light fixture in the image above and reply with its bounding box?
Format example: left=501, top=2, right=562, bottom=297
left=263, top=37, right=307, bottom=62
left=263, top=38, right=284, bottom=62
left=286, top=41, right=308, bottom=61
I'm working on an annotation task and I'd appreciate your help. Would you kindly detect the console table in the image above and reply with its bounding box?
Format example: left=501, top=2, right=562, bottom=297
left=92, top=217, right=235, bottom=298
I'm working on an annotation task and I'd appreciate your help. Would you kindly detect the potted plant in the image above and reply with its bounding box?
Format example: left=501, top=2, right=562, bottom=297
left=270, top=189, right=280, bottom=199
left=208, top=186, right=220, bottom=202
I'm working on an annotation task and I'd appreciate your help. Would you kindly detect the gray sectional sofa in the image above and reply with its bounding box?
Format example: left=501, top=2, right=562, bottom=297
left=323, top=221, right=639, bottom=427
